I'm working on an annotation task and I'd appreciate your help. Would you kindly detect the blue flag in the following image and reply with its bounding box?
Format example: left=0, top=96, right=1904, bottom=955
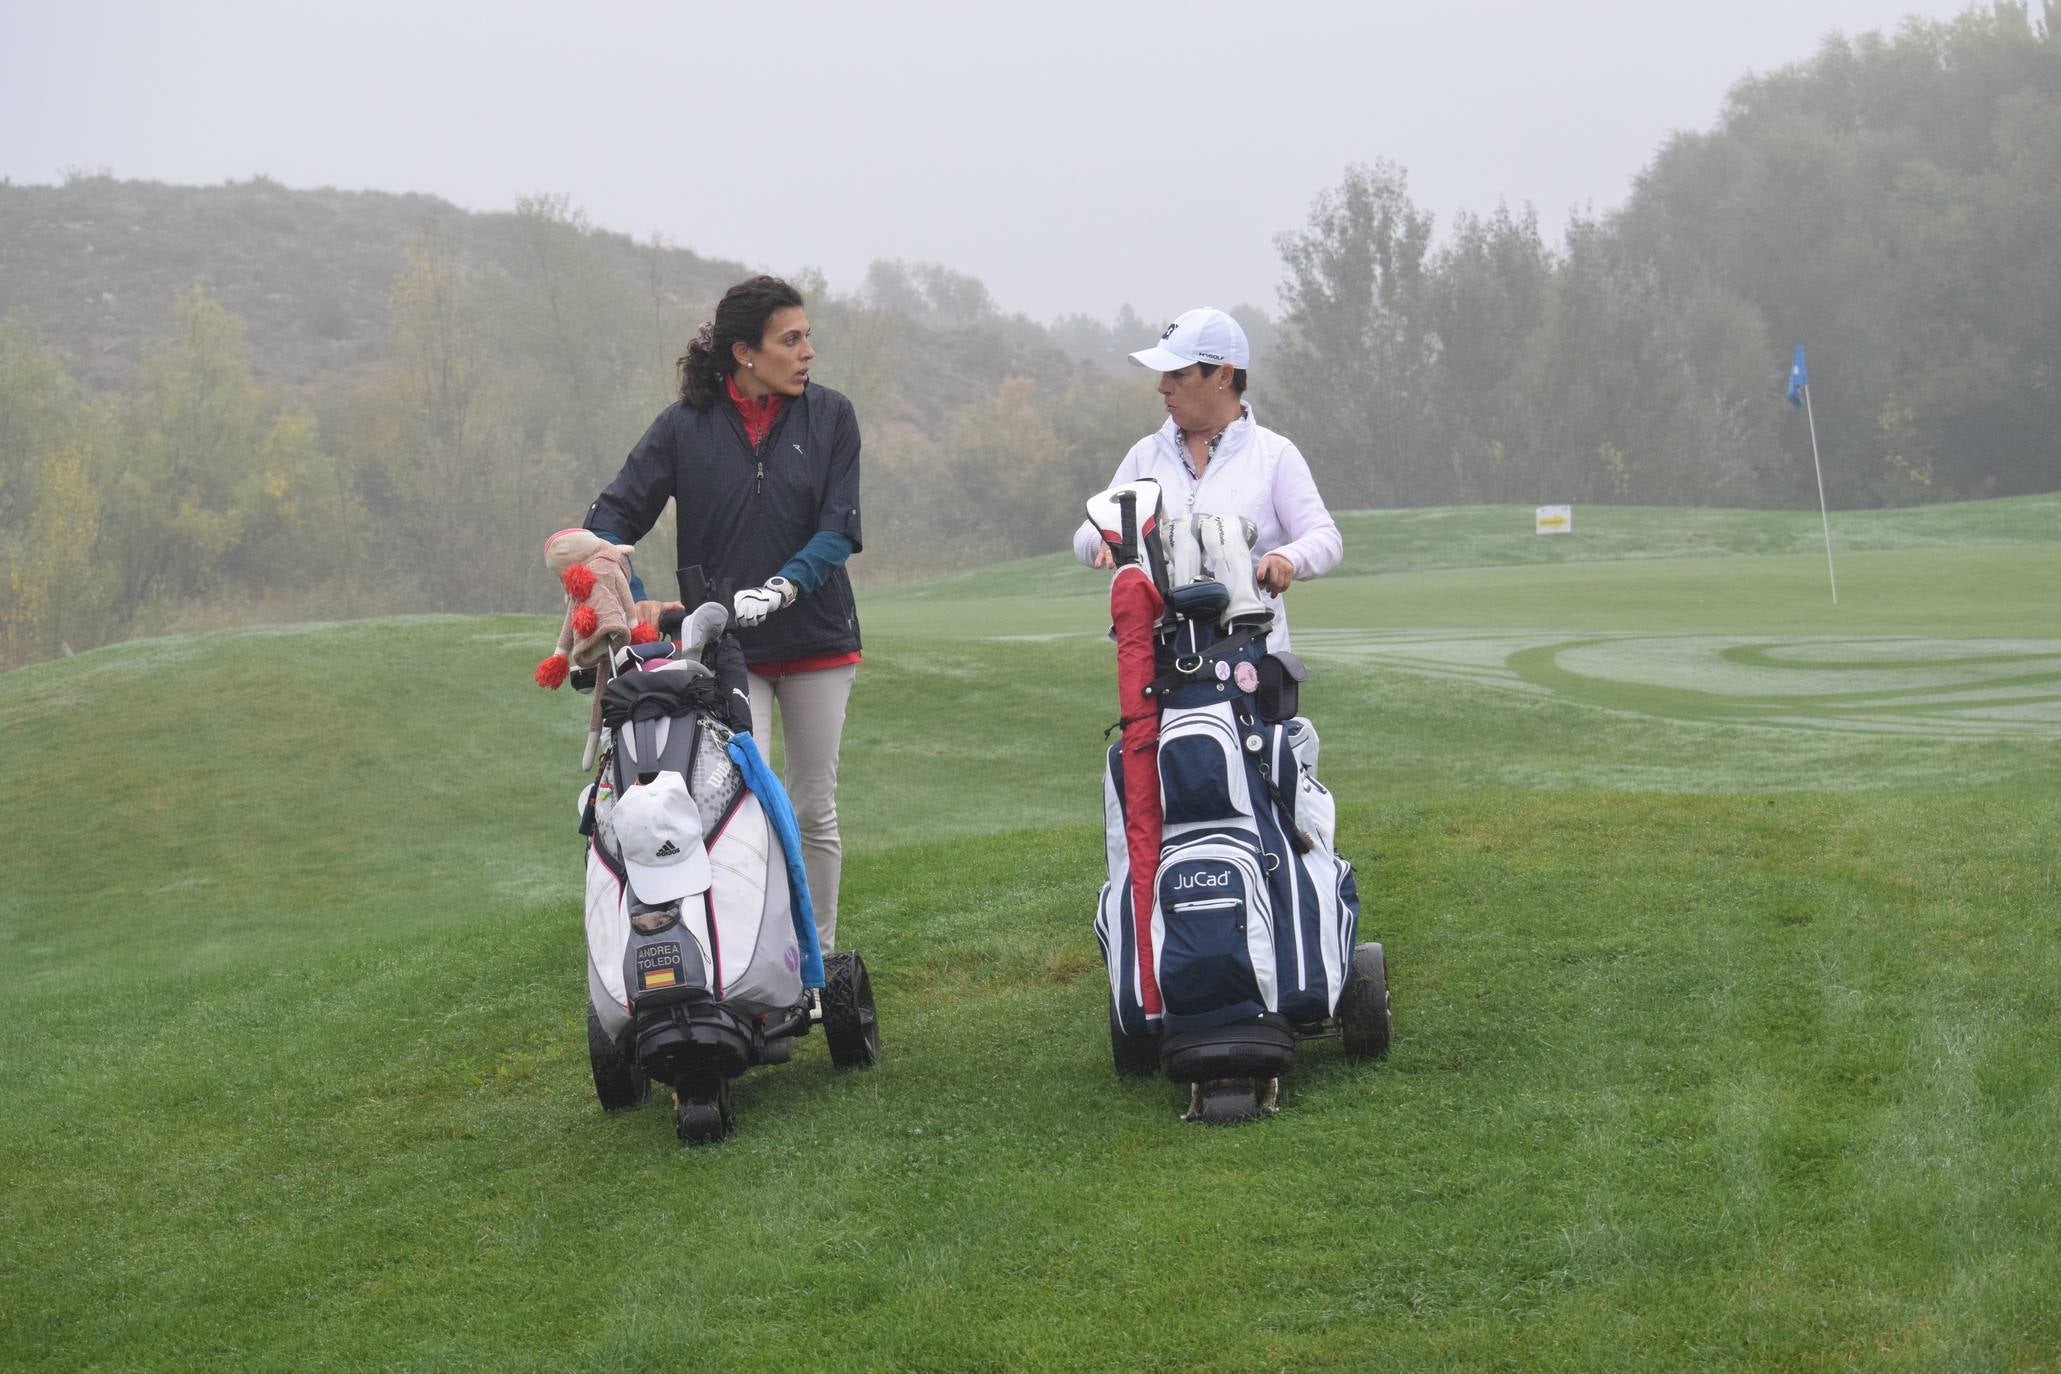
left=1786, top=345, right=1808, bottom=408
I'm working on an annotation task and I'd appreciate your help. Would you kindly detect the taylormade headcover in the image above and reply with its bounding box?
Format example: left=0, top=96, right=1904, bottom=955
left=1192, top=512, right=1269, bottom=629
left=1163, top=514, right=1204, bottom=586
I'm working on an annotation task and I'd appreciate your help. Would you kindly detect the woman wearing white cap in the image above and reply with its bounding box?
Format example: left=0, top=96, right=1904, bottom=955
left=1071, top=307, right=1342, bottom=649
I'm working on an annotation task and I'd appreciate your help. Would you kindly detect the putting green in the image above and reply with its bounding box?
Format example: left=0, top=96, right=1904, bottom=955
left=1296, top=630, right=2061, bottom=737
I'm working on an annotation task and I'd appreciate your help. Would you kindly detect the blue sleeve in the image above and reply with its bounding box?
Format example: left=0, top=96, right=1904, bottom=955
left=587, top=529, right=649, bottom=603
left=775, top=530, right=853, bottom=596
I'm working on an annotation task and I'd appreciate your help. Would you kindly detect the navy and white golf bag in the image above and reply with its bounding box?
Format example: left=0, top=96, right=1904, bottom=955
left=1095, top=615, right=1362, bottom=1039
left=1087, top=481, right=1384, bottom=1115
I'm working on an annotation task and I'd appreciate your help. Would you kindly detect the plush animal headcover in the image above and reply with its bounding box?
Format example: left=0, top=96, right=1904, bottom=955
left=533, top=528, right=655, bottom=689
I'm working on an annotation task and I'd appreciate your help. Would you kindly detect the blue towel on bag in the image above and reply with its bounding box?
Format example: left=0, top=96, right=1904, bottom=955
left=725, top=735, right=826, bottom=990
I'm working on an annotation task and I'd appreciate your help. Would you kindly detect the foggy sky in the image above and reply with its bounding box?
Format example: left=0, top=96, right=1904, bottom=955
left=1, top=0, right=1985, bottom=326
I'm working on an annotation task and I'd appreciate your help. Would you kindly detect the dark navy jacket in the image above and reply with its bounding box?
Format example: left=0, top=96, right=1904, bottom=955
left=585, top=385, right=863, bottom=663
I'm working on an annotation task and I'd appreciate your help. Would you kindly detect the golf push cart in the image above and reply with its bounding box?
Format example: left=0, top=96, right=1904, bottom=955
left=1087, top=479, right=1391, bottom=1123
left=546, top=558, right=879, bottom=1144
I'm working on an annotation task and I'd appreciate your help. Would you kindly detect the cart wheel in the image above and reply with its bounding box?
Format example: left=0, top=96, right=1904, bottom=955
left=1187, top=1081, right=1264, bottom=1125
left=673, top=1074, right=734, bottom=1145
left=1339, top=942, right=1393, bottom=1060
left=823, top=951, right=881, bottom=1068
left=1109, top=1003, right=1160, bottom=1077
left=588, top=1006, right=650, bottom=1111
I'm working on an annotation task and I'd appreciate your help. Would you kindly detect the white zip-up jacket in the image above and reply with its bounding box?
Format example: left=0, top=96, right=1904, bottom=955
left=1072, top=407, right=1343, bottom=650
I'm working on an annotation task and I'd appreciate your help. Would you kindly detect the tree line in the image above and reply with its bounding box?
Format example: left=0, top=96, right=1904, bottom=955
left=3, top=4, right=2056, bottom=668
left=1268, top=5, right=2060, bottom=514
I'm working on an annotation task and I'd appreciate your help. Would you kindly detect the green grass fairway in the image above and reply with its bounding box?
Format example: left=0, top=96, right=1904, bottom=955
left=4, top=497, right=2059, bottom=1370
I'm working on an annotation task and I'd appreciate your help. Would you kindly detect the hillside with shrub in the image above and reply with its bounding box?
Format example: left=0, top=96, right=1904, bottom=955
left=0, top=179, right=1164, bottom=667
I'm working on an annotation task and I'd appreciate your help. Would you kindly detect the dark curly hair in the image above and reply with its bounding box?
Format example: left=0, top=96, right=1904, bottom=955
left=678, top=275, right=807, bottom=410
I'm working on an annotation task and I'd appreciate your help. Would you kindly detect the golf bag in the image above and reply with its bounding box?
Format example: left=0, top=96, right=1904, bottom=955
left=1087, top=480, right=1378, bottom=1105
left=1095, top=613, right=1362, bottom=1032
left=584, top=618, right=821, bottom=1046
left=584, top=665, right=817, bottom=1040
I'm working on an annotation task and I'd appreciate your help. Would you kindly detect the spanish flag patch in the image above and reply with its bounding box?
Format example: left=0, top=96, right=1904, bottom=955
left=643, top=968, right=677, bottom=990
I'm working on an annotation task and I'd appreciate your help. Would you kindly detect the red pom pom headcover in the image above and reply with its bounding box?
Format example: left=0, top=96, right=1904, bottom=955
left=630, top=621, right=658, bottom=645
left=534, top=654, right=570, bottom=688
left=571, top=604, right=599, bottom=637
left=561, top=564, right=596, bottom=601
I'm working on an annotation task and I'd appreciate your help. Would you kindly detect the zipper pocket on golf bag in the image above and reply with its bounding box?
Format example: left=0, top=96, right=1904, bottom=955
left=1153, top=836, right=1276, bottom=1019
left=1158, top=702, right=1255, bottom=826
left=1291, top=758, right=1337, bottom=858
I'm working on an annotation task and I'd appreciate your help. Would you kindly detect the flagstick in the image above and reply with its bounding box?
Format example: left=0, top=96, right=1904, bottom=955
left=1801, top=383, right=1838, bottom=605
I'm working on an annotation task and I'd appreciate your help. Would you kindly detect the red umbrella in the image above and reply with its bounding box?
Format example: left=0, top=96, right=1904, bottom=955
left=1111, top=563, right=1165, bottom=1019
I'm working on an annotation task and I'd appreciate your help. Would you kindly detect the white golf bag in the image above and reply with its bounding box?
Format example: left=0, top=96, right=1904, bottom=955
left=584, top=691, right=808, bottom=1042
left=572, top=601, right=881, bottom=1145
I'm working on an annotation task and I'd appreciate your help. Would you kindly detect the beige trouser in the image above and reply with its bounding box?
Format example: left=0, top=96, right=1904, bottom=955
left=746, top=663, right=857, bottom=952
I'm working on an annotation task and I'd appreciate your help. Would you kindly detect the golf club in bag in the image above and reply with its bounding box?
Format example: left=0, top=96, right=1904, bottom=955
left=1087, top=480, right=1392, bottom=1123
left=572, top=565, right=880, bottom=1145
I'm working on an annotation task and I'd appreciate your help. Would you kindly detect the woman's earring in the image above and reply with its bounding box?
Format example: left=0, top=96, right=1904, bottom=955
left=746, top=361, right=755, bottom=369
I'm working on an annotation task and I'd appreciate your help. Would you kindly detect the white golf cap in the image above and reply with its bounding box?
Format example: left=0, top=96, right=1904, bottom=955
left=611, top=772, right=713, bottom=904
left=1128, top=307, right=1250, bottom=372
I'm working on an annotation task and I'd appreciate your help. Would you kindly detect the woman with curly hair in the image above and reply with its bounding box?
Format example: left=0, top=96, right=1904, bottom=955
left=584, top=274, right=864, bottom=949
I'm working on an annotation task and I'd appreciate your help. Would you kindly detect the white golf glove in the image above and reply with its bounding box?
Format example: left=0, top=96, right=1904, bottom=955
left=731, top=575, right=797, bottom=628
